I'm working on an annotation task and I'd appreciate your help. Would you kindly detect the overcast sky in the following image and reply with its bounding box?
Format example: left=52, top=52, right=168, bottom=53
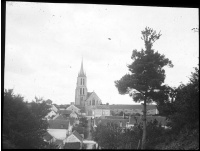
left=5, top=2, right=199, bottom=105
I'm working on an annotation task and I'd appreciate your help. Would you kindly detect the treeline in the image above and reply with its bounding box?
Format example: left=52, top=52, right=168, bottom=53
left=3, top=90, right=52, bottom=149
left=92, top=65, right=199, bottom=149
left=156, top=66, right=199, bottom=149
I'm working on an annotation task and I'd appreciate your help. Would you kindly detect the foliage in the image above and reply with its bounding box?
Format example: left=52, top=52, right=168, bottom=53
left=92, top=120, right=166, bottom=149
left=115, top=27, right=173, bottom=104
left=72, top=125, right=87, bottom=139
left=155, top=65, right=199, bottom=149
left=3, top=89, right=51, bottom=149
left=79, top=116, right=88, bottom=127
left=92, top=123, right=122, bottom=149
left=45, top=142, right=58, bottom=149
left=114, top=27, right=173, bottom=149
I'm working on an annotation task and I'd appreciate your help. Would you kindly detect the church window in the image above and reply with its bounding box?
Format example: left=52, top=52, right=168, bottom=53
left=83, top=88, right=84, bottom=94
left=81, top=78, right=82, bottom=85
left=83, top=79, right=84, bottom=85
left=80, top=88, right=82, bottom=95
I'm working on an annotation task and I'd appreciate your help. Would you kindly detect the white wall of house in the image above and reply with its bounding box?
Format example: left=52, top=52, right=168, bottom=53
left=45, top=110, right=57, bottom=119
left=70, top=112, right=78, bottom=118
left=93, top=109, right=110, bottom=117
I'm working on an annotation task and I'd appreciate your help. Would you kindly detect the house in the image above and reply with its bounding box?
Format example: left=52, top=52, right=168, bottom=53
left=89, top=105, right=111, bottom=117
left=64, top=142, right=81, bottom=149
left=45, top=104, right=59, bottom=120
left=45, top=110, right=57, bottom=120
left=92, top=118, right=129, bottom=130
left=66, top=104, right=81, bottom=115
left=43, top=131, right=55, bottom=144
left=58, top=109, right=73, bottom=116
left=64, top=130, right=84, bottom=149
left=109, top=104, right=158, bottom=115
left=57, top=109, right=79, bottom=123
left=54, top=139, right=64, bottom=149
left=48, top=119, right=73, bottom=136
left=51, top=104, right=58, bottom=113
left=127, top=115, right=168, bottom=128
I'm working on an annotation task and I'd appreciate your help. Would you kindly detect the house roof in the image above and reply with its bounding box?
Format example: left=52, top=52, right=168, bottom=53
left=48, top=119, right=69, bottom=129
left=57, top=104, right=70, bottom=109
left=64, top=142, right=81, bottom=149
left=72, top=130, right=83, bottom=142
left=54, top=139, right=63, bottom=147
left=74, top=105, right=85, bottom=112
left=109, top=104, right=157, bottom=110
left=58, top=110, right=72, bottom=115
left=43, top=132, right=53, bottom=141
left=53, top=114, right=68, bottom=120
left=129, top=116, right=167, bottom=126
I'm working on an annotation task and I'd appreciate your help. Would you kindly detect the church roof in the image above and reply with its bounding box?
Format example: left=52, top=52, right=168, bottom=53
left=78, top=59, right=86, bottom=77
left=87, top=92, right=93, bottom=98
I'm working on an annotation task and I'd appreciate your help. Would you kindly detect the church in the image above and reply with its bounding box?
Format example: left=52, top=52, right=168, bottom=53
left=72, top=59, right=158, bottom=117
left=74, top=60, right=110, bottom=116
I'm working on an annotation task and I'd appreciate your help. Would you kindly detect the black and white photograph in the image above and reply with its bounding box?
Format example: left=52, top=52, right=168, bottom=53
left=3, top=2, right=199, bottom=149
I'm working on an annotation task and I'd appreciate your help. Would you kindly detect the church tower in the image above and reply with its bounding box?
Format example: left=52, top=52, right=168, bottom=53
left=75, top=59, right=88, bottom=106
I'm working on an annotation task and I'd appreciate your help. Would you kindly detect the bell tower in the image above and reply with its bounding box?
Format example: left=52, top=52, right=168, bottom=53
left=75, top=59, right=88, bottom=106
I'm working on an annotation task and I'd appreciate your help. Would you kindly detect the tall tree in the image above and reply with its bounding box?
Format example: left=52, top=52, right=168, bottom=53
left=3, top=89, right=51, bottom=149
left=115, top=27, right=173, bottom=149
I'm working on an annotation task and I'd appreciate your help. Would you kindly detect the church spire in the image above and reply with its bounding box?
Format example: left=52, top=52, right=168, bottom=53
left=78, top=58, right=86, bottom=77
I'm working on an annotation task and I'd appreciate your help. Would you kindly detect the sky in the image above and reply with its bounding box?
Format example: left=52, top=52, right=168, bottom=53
left=5, top=2, right=199, bottom=105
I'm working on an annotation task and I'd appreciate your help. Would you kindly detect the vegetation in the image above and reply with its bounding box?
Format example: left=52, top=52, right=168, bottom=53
left=92, top=120, right=166, bottom=149
left=115, top=27, right=173, bottom=149
left=79, top=116, right=88, bottom=127
left=3, top=89, right=51, bottom=149
left=72, top=117, right=88, bottom=139
left=114, top=27, right=199, bottom=149
left=155, top=65, right=199, bottom=150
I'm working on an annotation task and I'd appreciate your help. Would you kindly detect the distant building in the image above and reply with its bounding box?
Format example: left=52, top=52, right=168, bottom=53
left=109, top=104, right=158, bottom=115
left=63, top=60, right=159, bottom=117
left=74, top=59, right=103, bottom=116
left=64, top=130, right=84, bottom=149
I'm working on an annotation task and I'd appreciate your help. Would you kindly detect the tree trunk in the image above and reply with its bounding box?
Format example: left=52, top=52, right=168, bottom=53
left=141, top=96, right=147, bottom=149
